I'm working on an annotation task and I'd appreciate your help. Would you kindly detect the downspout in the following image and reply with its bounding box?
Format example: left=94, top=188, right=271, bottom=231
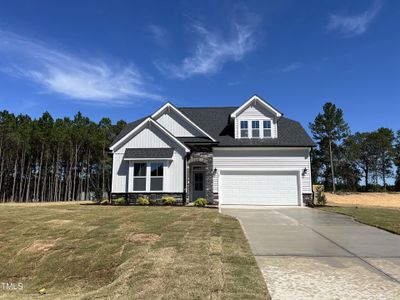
left=182, top=153, right=187, bottom=205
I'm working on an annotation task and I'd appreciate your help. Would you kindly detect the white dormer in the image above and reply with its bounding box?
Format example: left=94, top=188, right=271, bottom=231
left=231, top=95, right=282, bottom=139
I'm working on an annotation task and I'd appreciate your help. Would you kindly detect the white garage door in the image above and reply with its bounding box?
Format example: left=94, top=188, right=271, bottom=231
left=219, top=170, right=300, bottom=206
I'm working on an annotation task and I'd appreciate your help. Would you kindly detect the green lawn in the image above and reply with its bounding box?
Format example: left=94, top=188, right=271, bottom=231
left=0, top=203, right=269, bottom=299
left=320, top=206, right=400, bottom=235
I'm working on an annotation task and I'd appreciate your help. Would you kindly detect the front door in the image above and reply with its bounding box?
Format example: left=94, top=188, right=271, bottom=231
left=192, top=169, right=205, bottom=201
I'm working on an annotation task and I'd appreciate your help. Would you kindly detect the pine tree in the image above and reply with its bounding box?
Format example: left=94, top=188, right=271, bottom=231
left=309, top=102, right=350, bottom=193
left=394, top=130, right=400, bottom=191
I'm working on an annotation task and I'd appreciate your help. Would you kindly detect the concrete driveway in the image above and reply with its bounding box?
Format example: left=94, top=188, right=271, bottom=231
left=222, top=208, right=400, bottom=300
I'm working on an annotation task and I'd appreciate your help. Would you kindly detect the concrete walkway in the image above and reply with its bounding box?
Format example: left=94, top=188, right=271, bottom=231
left=222, top=208, right=400, bottom=300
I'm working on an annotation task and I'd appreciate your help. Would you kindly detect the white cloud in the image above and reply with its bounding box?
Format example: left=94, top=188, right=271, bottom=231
left=0, top=30, right=161, bottom=104
left=155, top=8, right=260, bottom=79
left=327, top=0, right=382, bottom=37
left=280, top=63, right=303, bottom=73
left=147, top=24, right=169, bottom=47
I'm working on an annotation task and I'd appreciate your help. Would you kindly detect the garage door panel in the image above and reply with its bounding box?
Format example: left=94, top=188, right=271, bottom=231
left=220, top=171, right=300, bottom=206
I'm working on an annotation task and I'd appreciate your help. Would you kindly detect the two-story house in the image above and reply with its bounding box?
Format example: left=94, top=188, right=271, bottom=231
left=109, top=95, right=314, bottom=207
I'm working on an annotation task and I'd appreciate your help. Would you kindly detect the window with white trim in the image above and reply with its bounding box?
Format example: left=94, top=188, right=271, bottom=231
left=238, top=119, right=274, bottom=139
left=133, top=162, right=164, bottom=191
left=150, top=162, right=163, bottom=191
left=133, top=163, right=146, bottom=191
left=252, top=121, right=260, bottom=138
left=263, top=120, right=272, bottom=138
left=240, top=120, right=248, bottom=138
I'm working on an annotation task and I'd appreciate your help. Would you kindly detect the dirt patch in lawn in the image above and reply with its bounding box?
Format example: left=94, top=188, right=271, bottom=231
left=24, top=240, right=56, bottom=253
left=126, top=233, right=160, bottom=243
left=326, top=192, right=400, bottom=208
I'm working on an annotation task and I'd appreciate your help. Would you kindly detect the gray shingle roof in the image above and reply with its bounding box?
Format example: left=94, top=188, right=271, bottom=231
left=177, top=137, right=216, bottom=144
left=178, top=107, right=315, bottom=147
left=111, top=106, right=315, bottom=149
left=124, top=148, right=174, bottom=159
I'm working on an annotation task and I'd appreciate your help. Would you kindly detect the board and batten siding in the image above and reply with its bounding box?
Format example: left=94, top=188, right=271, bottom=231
left=112, top=123, right=185, bottom=193
left=112, top=153, right=129, bottom=193
left=234, top=102, right=278, bottom=138
left=212, top=148, right=312, bottom=194
left=155, top=110, right=203, bottom=137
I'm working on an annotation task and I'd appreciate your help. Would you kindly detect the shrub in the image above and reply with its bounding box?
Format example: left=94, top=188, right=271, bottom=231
left=161, top=196, right=176, bottom=205
left=137, top=196, right=150, bottom=205
left=313, top=185, right=326, bottom=206
left=113, top=197, right=126, bottom=205
left=194, top=198, right=207, bottom=207
left=94, top=188, right=103, bottom=202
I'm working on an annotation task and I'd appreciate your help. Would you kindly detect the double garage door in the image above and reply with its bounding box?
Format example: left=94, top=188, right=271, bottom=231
left=219, top=170, right=301, bottom=206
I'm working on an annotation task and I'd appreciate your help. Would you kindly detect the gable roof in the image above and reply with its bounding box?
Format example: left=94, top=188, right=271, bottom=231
left=110, top=105, right=314, bottom=149
left=230, top=95, right=283, bottom=118
left=110, top=116, right=148, bottom=148
left=151, top=102, right=217, bottom=142
left=109, top=117, right=190, bottom=152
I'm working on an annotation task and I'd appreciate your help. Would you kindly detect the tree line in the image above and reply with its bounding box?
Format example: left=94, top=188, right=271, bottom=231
left=310, top=103, right=400, bottom=192
left=0, top=110, right=126, bottom=202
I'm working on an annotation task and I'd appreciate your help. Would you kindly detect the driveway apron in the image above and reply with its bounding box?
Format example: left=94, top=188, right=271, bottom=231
left=222, top=208, right=400, bottom=300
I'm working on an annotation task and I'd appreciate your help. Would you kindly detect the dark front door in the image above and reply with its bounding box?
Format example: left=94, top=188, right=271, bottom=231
left=192, top=170, right=205, bottom=201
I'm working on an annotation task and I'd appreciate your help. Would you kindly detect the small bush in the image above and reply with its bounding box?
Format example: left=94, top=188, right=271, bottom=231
left=137, top=196, right=150, bottom=205
left=161, top=196, right=176, bottom=205
left=94, top=188, right=103, bottom=202
left=194, top=198, right=207, bottom=207
left=113, top=197, right=126, bottom=205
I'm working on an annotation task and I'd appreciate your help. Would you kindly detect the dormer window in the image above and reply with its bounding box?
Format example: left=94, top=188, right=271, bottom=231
left=263, top=120, right=272, bottom=138
left=240, top=121, right=248, bottom=138
left=239, top=119, right=274, bottom=138
left=232, top=95, right=282, bottom=139
left=252, top=121, right=260, bottom=138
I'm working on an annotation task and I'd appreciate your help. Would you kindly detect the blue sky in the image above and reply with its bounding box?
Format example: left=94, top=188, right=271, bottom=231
left=0, top=0, right=399, bottom=134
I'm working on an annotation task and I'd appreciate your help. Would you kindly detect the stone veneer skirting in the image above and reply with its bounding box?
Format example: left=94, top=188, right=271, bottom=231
left=112, top=193, right=184, bottom=204
left=302, top=193, right=312, bottom=207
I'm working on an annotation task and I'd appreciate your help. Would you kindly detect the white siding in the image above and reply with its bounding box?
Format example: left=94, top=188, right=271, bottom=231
left=213, top=148, right=312, bottom=194
left=124, top=151, right=184, bottom=193
left=115, top=126, right=170, bottom=154
left=112, top=123, right=185, bottom=193
left=112, top=153, right=129, bottom=193
left=235, top=102, right=278, bottom=138
left=238, top=102, right=276, bottom=119
left=155, top=110, right=204, bottom=137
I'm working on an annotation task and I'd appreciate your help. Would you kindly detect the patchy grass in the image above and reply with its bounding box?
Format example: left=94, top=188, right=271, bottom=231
left=320, top=206, right=400, bottom=235
left=0, top=203, right=269, bottom=299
